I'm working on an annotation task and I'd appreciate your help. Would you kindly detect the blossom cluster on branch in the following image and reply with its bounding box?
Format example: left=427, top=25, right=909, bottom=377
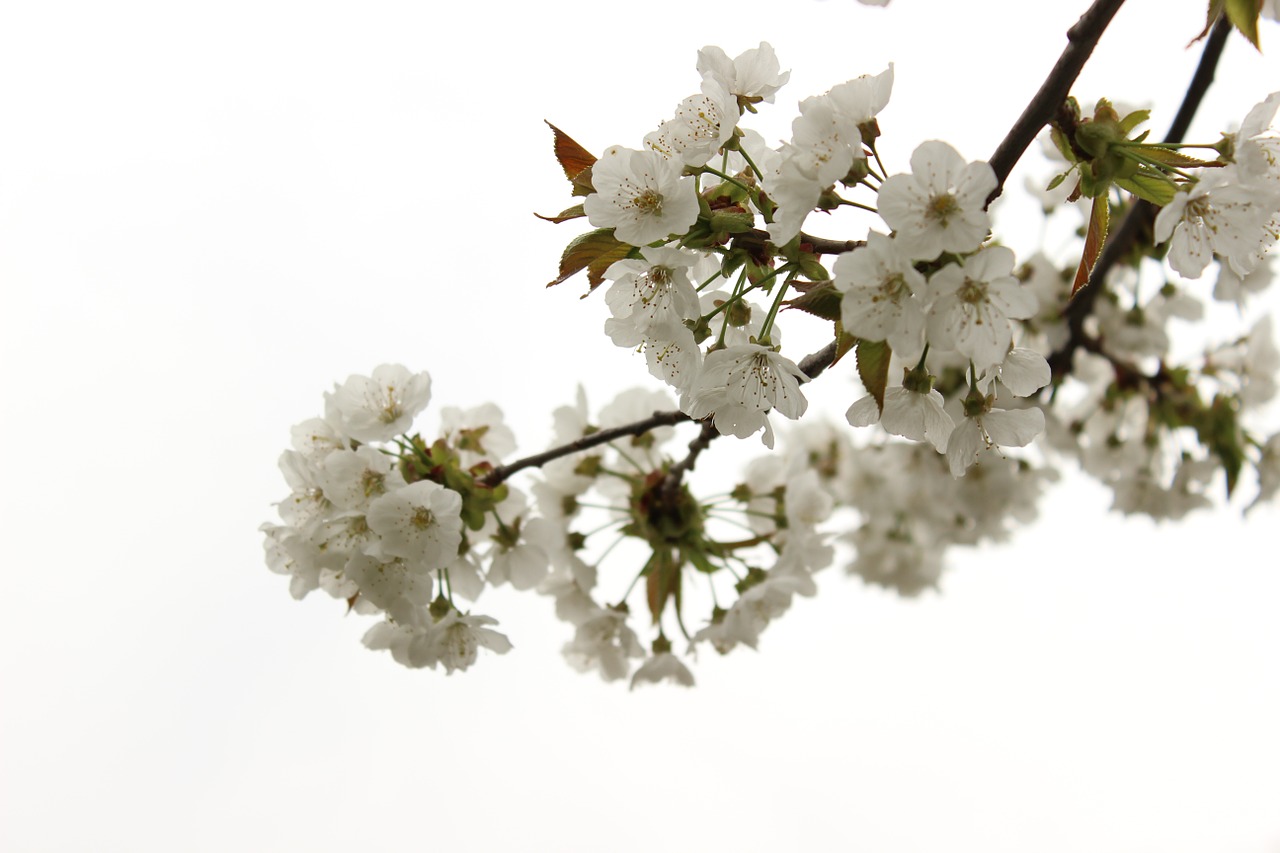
left=263, top=1, right=1280, bottom=686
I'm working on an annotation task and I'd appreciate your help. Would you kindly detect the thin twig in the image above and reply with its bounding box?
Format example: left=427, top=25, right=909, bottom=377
left=482, top=409, right=692, bottom=487
left=986, top=0, right=1129, bottom=207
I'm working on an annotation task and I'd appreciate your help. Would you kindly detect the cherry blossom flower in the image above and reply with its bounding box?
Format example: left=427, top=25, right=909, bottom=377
left=630, top=651, right=695, bottom=689
left=583, top=146, right=699, bottom=246
left=324, top=364, right=432, bottom=444
left=926, top=245, right=1036, bottom=370
left=684, top=344, right=808, bottom=448
left=645, top=80, right=739, bottom=167
left=366, top=481, right=463, bottom=570
left=877, top=140, right=996, bottom=261
left=847, top=384, right=954, bottom=453
left=602, top=246, right=701, bottom=343
left=826, top=64, right=894, bottom=127
left=1153, top=169, right=1277, bottom=278
left=417, top=612, right=513, bottom=674
left=696, top=42, right=789, bottom=105
left=833, top=231, right=926, bottom=362
left=947, top=404, right=1044, bottom=477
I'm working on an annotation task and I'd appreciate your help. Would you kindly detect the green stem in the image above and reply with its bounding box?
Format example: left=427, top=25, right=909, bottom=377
left=757, top=272, right=793, bottom=343
left=702, top=166, right=753, bottom=195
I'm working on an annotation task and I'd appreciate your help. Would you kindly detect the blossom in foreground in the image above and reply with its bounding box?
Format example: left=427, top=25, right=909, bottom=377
left=696, top=42, right=789, bottom=105
left=877, top=140, right=996, bottom=261
left=683, top=344, right=808, bottom=448
left=848, top=385, right=954, bottom=453
left=645, top=79, right=740, bottom=167
left=833, top=231, right=926, bottom=362
left=947, top=405, right=1044, bottom=477
left=1153, top=169, right=1277, bottom=279
left=602, top=246, right=701, bottom=343
left=926, top=245, right=1036, bottom=370
left=324, top=364, right=432, bottom=443
left=583, top=146, right=699, bottom=246
left=826, top=64, right=894, bottom=127
left=366, top=481, right=464, bottom=569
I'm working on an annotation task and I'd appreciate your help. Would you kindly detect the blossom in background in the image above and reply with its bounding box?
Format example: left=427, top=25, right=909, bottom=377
left=877, top=140, right=996, bottom=260
left=583, top=146, right=699, bottom=246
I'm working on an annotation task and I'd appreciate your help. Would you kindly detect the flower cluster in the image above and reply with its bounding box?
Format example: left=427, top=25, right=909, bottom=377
left=264, top=21, right=1280, bottom=685
left=262, top=365, right=520, bottom=673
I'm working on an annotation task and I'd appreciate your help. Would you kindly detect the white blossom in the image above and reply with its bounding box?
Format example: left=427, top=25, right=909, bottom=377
left=366, top=481, right=463, bottom=570
left=684, top=344, right=808, bottom=448
left=877, top=140, right=996, bottom=261
left=926, top=246, right=1035, bottom=370
left=696, top=42, right=789, bottom=104
left=324, top=364, right=432, bottom=444
left=833, top=231, right=926, bottom=362
left=583, top=146, right=699, bottom=246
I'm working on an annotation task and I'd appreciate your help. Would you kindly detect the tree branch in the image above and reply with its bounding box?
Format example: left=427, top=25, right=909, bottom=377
left=483, top=338, right=843, bottom=489
left=1046, top=14, right=1233, bottom=381
left=482, top=409, right=692, bottom=487
left=986, top=0, right=1129, bottom=207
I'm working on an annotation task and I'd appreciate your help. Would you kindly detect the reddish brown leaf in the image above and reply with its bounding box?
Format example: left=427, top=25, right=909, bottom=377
left=546, top=228, right=632, bottom=293
left=1072, top=194, right=1110, bottom=297
left=534, top=204, right=586, bottom=224
left=546, top=121, right=597, bottom=183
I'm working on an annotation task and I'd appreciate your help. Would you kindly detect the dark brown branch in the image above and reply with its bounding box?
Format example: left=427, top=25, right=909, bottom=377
left=1046, top=14, right=1233, bottom=380
left=986, top=0, right=1129, bottom=207
left=484, top=338, right=844, bottom=489
left=482, top=409, right=692, bottom=487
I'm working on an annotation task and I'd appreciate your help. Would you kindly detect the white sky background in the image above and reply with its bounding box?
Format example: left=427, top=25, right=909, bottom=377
left=3, top=1, right=1280, bottom=850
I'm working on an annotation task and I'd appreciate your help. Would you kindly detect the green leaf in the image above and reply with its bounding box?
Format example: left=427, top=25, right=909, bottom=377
left=1196, top=394, right=1245, bottom=496
left=855, top=338, right=892, bottom=413
left=1226, top=0, right=1263, bottom=50
left=1046, top=171, right=1069, bottom=192
left=1137, top=147, right=1221, bottom=168
left=832, top=325, right=858, bottom=368
left=1072, top=193, right=1110, bottom=297
left=645, top=549, right=681, bottom=624
left=534, top=204, right=586, bottom=224
left=1077, top=162, right=1110, bottom=199
left=797, top=253, right=830, bottom=281
left=1115, top=170, right=1178, bottom=206
left=707, top=209, right=757, bottom=234
left=547, top=228, right=633, bottom=292
left=784, top=281, right=841, bottom=322
left=1117, top=109, right=1151, bottom=137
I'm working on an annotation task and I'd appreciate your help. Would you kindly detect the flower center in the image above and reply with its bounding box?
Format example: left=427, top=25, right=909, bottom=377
left=878, top=272, right=910, bottom=302
left=958, top=277, right=987, bottom=305
left=926, top=192, right=961, bottom=225
left=631, top=189, right=664, bottom=215
left=411, top=507, right=436, bottom=530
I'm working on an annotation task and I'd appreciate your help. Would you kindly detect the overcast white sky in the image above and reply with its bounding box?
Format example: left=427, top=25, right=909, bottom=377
left=3, top=1, right=1280, bottom=851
